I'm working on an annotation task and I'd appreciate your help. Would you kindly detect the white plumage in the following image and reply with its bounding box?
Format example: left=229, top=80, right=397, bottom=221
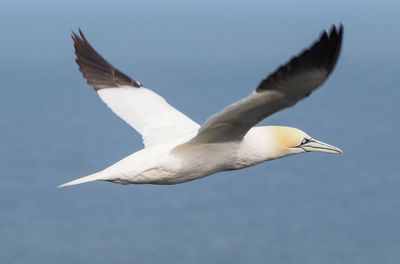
left=97, top=87, right=199, bottom=147
left=58, top=25, right=343, bottom=188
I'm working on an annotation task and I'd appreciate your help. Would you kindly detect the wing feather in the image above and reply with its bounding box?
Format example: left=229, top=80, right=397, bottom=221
left=189, top=25, right=343, bottom=144
left=72, top=30, right=200, bottom=147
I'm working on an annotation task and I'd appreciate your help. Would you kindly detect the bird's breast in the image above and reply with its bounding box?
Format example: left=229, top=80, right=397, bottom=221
left=151, top=142, right=250, bottom=184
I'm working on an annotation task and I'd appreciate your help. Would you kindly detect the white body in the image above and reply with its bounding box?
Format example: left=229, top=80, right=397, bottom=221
left=60, top=26, right=343, bottom=188
left=79, top=127, right=296, bottom=185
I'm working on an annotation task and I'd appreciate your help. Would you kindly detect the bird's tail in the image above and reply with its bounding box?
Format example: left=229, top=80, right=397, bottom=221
left=57, top=173, right=103, bottom=188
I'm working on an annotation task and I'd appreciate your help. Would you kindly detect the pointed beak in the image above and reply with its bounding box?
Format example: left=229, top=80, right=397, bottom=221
left=300, top=138, right=343, bottom=154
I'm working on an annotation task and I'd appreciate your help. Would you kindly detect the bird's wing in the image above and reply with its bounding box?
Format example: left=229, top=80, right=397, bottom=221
left=72, top=30, right=200, bottom=148
left=187, top=25, right=343, bottom=144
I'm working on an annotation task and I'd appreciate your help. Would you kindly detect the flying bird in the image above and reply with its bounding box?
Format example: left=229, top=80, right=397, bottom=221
left=58, top=25, right=343, bottom=188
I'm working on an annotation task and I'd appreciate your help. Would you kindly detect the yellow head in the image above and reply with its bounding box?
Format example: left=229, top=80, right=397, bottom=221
left=267, top=126, right=343, bottom=157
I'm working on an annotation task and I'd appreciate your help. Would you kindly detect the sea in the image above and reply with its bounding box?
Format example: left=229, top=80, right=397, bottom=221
left=1, top=0, right=399, bottom=263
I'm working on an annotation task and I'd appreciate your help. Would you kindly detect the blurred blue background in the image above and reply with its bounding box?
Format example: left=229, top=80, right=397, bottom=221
left=1, top=0, right=399, bottom=263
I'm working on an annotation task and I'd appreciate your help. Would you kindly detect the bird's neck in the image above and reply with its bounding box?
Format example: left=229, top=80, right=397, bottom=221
left=236, top=126, right=297, bottom=166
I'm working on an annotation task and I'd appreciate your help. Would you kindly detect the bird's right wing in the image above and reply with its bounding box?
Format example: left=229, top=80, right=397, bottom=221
left=187, top=25, right=343, bottom=145
left=73, top=30, right=200, bottom=148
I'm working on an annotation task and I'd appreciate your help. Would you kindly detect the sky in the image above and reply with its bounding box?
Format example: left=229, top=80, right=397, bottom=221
left=1, top=0, right=399, bottom=263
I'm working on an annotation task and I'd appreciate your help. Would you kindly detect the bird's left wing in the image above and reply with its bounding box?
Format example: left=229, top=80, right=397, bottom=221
left=73, top=30, right=200, bottom=148
left=187, top=25, right=343, bottom=145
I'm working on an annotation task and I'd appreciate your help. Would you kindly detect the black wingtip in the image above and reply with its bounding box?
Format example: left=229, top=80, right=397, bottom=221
left=78, top=28, right=86, bottom=40
left=304, top=24, right=344, bottom=74
left=326, top=24, right=343, bottom=73
left=256, top=24, right=344, bottom=93
left=72, top=28, right=141, bottom=90
left=71, top=30, right=78, bottom=41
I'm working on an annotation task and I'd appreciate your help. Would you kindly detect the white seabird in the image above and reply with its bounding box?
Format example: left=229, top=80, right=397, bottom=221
left=58, top=25, right=343, bottom=188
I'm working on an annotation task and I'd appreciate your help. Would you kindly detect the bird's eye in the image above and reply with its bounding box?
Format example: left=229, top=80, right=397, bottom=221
left=301, top=138, right=310, bottom=145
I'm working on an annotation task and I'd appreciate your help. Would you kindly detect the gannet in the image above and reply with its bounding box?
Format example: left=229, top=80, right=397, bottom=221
left=58, top=25, right=343, bottom=188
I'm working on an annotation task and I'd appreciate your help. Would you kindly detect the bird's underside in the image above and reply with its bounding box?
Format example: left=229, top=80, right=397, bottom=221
left=58, top=24, right=343, bottom=188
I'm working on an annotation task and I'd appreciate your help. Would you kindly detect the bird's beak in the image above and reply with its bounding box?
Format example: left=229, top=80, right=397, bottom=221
left=300, top=138, right=343, bottom=154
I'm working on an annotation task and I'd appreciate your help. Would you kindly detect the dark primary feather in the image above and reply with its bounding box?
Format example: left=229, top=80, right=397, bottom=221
left=257, top=24, right=343, bottom=95
left=72, top=29, right=140, bottom=90
left=189, top=25, right=344, bottom=144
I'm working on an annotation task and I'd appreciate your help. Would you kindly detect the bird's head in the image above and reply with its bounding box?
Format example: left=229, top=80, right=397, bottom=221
left=267, top=126, right=343, bottom=157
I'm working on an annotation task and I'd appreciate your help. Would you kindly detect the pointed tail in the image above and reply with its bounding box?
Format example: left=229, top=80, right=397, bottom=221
left=57, top=173, right=103, bottom=188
